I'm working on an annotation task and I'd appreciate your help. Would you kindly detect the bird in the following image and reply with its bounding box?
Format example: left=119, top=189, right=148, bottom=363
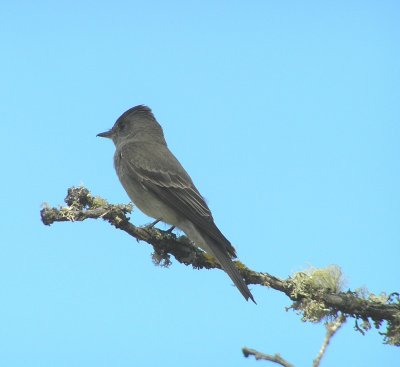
left=97, top=105, right=255, bottom=303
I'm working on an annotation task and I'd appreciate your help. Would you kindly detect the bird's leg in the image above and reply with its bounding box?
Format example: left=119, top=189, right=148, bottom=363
left=146, top=220, right=174, bottom=233
left=147, top=219, right=161, bottom=228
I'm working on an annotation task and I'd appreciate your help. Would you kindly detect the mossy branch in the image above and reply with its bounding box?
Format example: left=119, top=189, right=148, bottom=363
left=41, top=186, right=400, bottom=346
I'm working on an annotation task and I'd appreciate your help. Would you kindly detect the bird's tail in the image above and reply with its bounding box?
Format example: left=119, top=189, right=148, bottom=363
left=205, top=235, right=256, bottom=303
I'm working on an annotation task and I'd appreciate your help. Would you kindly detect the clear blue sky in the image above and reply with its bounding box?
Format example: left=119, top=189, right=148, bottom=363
left=1, top=1, right=399, bottom=366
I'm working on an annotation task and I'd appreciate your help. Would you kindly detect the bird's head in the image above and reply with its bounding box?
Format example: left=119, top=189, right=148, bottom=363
left=97, top=105, right=166, bottom=147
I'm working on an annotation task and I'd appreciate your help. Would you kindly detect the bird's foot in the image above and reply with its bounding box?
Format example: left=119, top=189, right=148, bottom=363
left=146, top=219, right=161, bottom=229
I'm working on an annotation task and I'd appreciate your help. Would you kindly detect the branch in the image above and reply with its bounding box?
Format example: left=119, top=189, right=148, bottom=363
left=242, top=314, right=345, bottom=366
left=40, top=187, right=400, bottom=346
left=242, top=348, right=294, bottom=367
left=313, top=315, right=346, bottom=367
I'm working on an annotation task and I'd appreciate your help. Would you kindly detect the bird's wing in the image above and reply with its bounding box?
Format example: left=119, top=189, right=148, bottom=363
left=119, top=144, right=236, bottom=257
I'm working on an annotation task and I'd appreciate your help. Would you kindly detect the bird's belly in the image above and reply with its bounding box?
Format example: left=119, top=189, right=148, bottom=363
left=118, top=173, right=182, bottom=226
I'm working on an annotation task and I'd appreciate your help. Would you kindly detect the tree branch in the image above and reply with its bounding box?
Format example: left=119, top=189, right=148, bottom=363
left=313, top=314, right=346, bottom=367
left=242, top=348, right=294, bottom=367
left=40, top=186, right=400, bottom=346
left=242, top=314, right=346, bottom=366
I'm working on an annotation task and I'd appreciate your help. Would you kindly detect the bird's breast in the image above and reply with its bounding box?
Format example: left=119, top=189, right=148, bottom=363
left=114, top=153, right=182, bottom=226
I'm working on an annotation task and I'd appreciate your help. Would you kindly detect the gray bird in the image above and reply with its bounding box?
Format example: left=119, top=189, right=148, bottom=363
left=97, top=105, right=255, bottom=303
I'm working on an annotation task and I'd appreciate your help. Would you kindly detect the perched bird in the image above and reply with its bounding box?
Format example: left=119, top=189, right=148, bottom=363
left=97, top=105, right=255, bottom=303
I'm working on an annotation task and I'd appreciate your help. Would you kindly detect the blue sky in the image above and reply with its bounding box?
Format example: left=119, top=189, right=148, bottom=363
left=1, top=1, right=399, bottom=366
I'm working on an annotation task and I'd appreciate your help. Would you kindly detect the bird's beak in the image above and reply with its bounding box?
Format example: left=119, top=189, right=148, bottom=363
left=97, top=129, right=113, bottom=138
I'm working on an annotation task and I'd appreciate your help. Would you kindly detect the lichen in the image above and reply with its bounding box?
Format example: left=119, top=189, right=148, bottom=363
left=289, top=265, right=344, bottom=322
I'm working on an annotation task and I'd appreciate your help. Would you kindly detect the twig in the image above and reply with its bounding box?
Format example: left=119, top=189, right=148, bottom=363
left=242, top=347, right=294, bottom=367
left=313, top=315, right=346, bottom=367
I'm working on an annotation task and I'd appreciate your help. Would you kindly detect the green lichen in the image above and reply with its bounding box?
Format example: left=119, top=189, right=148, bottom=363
left=90, top=196, right=109, bottom=208
left=289, top=265, right=344, bottom=322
